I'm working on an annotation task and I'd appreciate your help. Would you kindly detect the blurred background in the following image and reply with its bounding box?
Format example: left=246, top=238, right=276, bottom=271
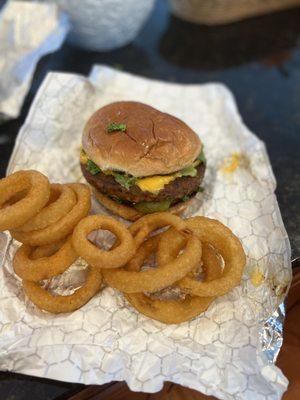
left=0, top=0, right=300, bottom=398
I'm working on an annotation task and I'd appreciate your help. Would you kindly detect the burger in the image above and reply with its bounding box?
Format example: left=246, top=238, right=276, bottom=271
left=80, top=101, right=206, bottom=220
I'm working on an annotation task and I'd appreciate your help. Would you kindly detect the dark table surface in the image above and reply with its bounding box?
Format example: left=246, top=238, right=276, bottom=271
left=0, top=0, right=300, bottom=399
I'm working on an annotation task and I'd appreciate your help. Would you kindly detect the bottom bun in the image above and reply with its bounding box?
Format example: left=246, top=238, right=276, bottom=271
left=93, top=189, right=193, bottom=221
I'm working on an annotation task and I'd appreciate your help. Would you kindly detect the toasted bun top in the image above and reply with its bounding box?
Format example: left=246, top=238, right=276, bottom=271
left=82, top=101, right=201, bottom=177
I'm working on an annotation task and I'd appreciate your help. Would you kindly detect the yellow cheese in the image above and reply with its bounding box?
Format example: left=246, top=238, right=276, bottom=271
left=136, top=174, right=177, bottom=193
left=250, top=267, right=265, bottom=287
left=135, top=162, right=199, bottom=193
left=102, top=169, right=113, bottom=175
left=80, top=148, right=88, bottom=165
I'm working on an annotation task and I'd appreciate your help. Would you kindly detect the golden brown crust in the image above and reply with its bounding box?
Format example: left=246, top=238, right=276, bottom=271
left=94, top=189, right=193, bottom=221
left=82, top=101, right=201, bottom=177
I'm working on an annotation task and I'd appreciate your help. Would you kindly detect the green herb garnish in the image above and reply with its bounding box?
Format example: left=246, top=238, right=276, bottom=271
left=134, top=200, right=171, bottom=214
left=87, top=159, right=101, bottom=175
left=179, top=165, right=197, bottom=177
left=197, top=186, right=205, bottom=193
left=106, top=122, right=126, bottom=133
left=112, top=172, right=137, bottom=190
left=197, top=146, right=206, bottom=165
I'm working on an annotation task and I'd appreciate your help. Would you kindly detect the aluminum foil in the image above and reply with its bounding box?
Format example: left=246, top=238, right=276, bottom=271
left=261, top=303, right=285, bottom=364
left=0, top=0, right=69, bottom=119
left=0, top=66, right=292, bottom=400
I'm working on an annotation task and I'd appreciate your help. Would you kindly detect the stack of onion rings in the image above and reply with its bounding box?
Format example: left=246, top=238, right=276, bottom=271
left=17, top=184, right=77, bottom=232
left=124, top=237, right=223, bottom=324
left=102, top=213, right=202, bottom=293
left=157, top=217, right=246, bottom=297
left=102, top=233, right=202, bottom=293
left=1, top=170, right=246, bottom=320
left=11, top=183, right=91, bottom=246
left=0, top=170, right=101, bottom=314
left=104, top=214, right=245, bottom=324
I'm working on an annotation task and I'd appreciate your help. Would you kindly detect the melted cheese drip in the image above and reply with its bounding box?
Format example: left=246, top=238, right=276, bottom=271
left=250, top=267, right=265, bottom=287
left=102, top=170, right=113, bottom=175
left=80, top=149, right=88, bottom=165
left=136, top=175, right=177, bottom=193
left=221, top=153, right=242, bottom=174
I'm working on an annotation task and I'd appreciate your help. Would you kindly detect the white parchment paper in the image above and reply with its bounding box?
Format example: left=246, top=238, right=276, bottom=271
left=0, top=66, right=292, bottom=400
left=0, top=0, right=69, bottom=119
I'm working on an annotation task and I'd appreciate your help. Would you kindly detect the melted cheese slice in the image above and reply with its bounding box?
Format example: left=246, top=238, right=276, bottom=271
left=136, top=159, right=200, bottom=193
left=136, top=174, right=177, bottom=193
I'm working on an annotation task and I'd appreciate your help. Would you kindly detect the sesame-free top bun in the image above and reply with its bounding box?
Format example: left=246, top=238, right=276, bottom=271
left=82, top=101, right=202, bottom=177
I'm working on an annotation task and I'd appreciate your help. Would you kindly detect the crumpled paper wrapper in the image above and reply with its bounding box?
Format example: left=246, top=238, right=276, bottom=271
left=0, top=66, right=292, bottom=400
left=0, top=0, right=69, bottom=119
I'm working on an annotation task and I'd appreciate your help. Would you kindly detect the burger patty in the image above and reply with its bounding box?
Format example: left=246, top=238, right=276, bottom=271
left=81, top=163, right=205, bottom=204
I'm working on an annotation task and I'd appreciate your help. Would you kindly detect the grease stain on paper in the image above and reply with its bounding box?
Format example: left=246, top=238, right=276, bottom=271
left=250, top=266, right=265, bottom=287
left=220, top=152, right=250, bottom=174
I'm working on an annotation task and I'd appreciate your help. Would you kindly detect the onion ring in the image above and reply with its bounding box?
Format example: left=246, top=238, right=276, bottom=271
left=157, top=216, right=246, bottom=297
left=16, top=184, right=77, bottom=232
left=13, top=236, right=77, bottom=281
left=94, top=189, right=193, bottom=222
left=0, top=170, right=50, bottom=231
left=72, top=215, right=136, bottom=269
left=125, top=238, right=223, bottom=324
left=126, top=294, right=212, bottom=324
left=102, top=229, right=202, bottom=293
left=11, top=183, right=91, bottom=246
left=23, top=265, right=102, bottom=313
left=129, top=212, right=188, bottom=248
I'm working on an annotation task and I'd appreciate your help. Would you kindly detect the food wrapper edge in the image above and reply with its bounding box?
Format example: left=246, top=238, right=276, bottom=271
left=0, top=66, right=292, bottom=400
left=0, top=0, right=69, bottom=119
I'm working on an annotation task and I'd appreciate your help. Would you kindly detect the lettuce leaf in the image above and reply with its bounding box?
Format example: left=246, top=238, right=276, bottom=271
left=197, top=146, right=206, bottom=165
left=86, top=159, right=101, bottom=175
left=179, top=165, right=197, bottom=177
left=112, top=172, right=137, bottom=190
left=134, top=200, right=171, bottom=213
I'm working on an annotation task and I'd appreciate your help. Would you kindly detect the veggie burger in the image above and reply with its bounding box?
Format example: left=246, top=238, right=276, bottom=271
left=80, top=101, right=206, bottom=218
